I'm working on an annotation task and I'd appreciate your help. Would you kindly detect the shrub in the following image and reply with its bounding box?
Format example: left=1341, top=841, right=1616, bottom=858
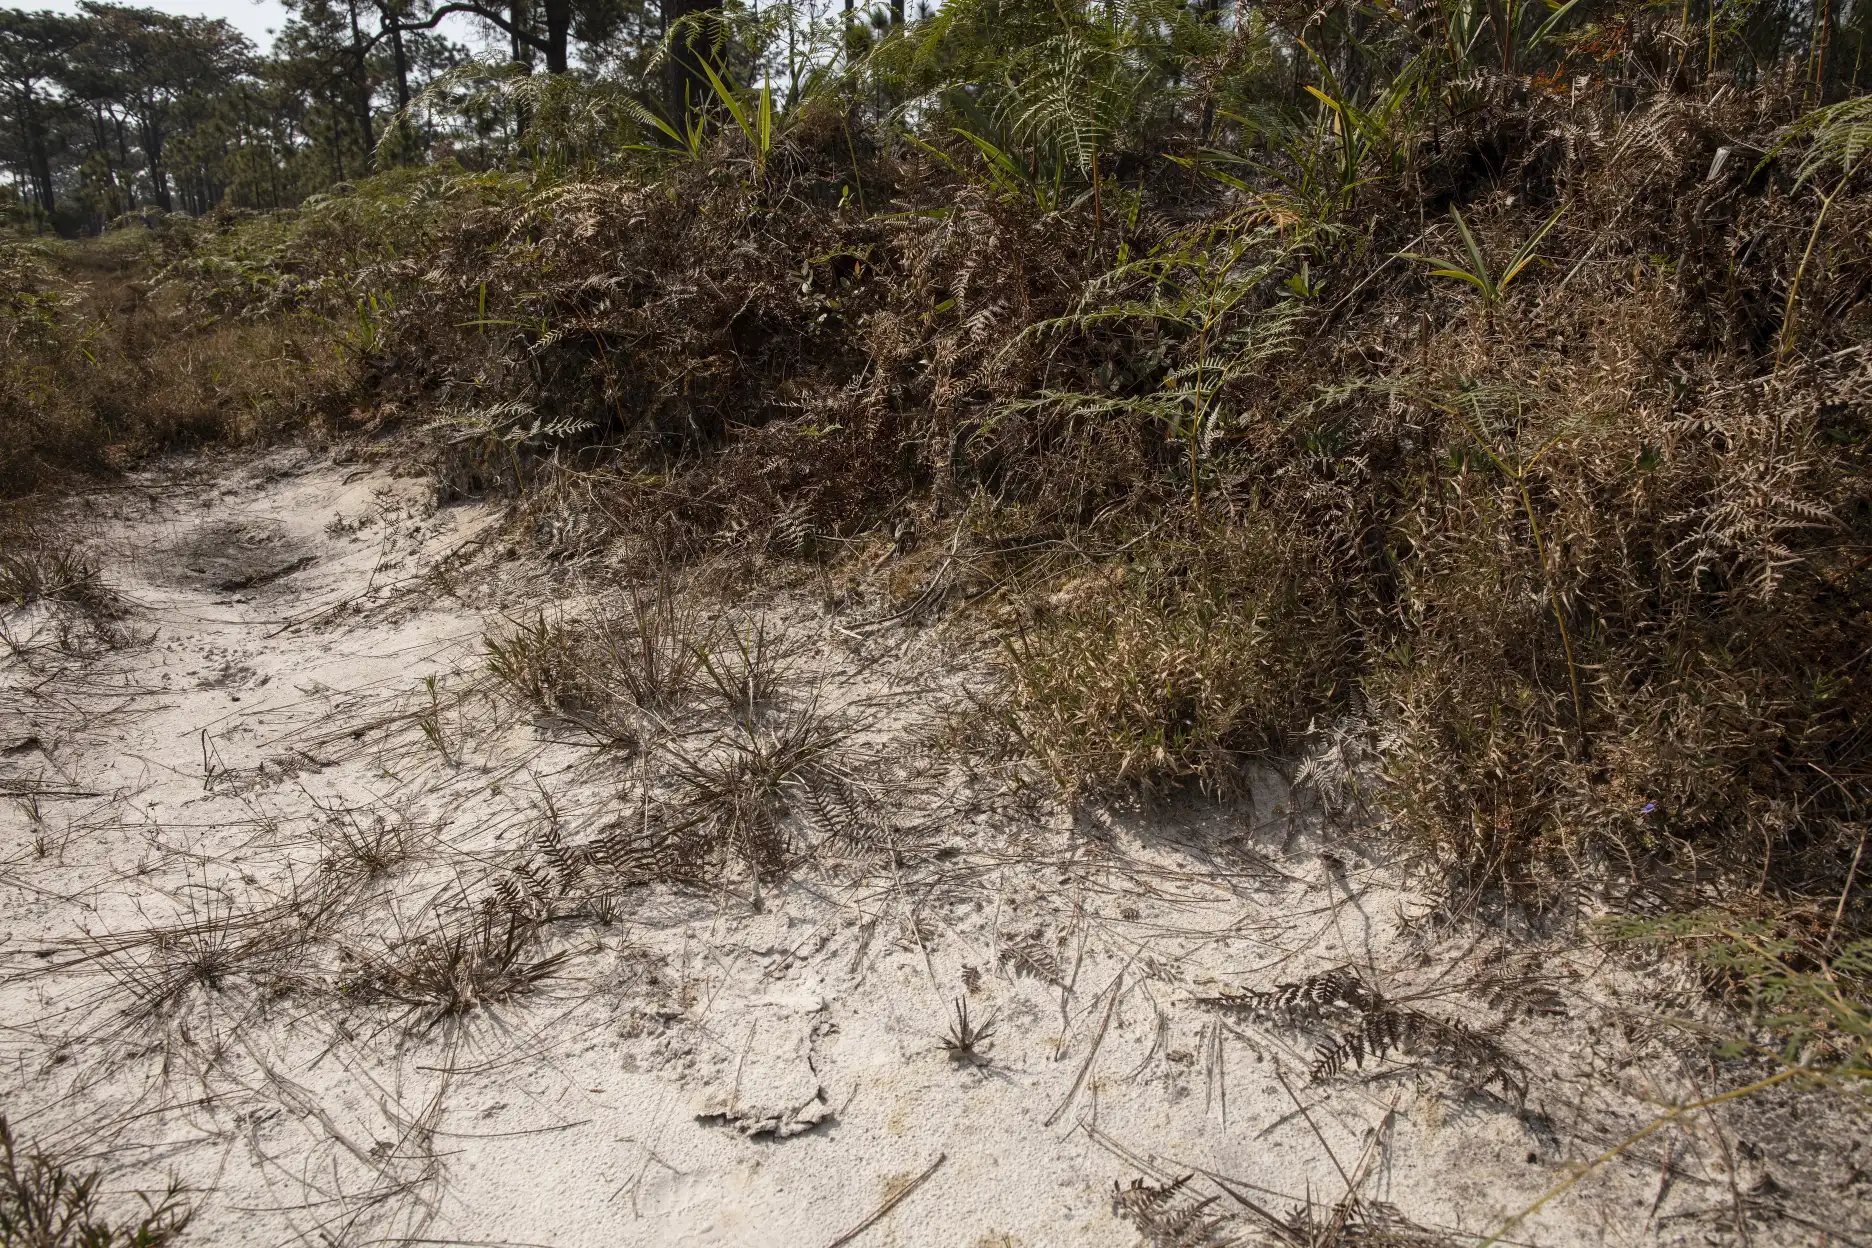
left=0, top=1118, right=189, bottom=1248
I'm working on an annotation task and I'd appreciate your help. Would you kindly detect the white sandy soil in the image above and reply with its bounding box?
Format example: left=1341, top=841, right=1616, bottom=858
left=0, top=449, right=1862, bottom=1248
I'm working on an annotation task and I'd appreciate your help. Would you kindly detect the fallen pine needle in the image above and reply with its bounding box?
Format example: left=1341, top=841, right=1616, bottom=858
left=825, top=1151, right=947, bottom=1247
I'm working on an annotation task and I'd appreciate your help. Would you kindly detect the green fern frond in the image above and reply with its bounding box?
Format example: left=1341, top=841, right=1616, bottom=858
left=1765, top=95, right=1872, bottom=187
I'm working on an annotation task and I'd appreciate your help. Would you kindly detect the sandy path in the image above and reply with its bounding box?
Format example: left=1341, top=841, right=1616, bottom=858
left=0, top=449, right=1846, bottom=1247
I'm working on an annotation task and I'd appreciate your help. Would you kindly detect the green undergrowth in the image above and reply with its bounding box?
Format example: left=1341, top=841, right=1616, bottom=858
left=0, top=1118, right=189, bottom=1248
left=1609, top=912, right=1872, bottom=1078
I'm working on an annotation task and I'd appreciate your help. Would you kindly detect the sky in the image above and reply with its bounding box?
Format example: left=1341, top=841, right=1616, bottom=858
left=7, top=0, right=295, bottom=51
left=6, top=0, right=513, bottom=57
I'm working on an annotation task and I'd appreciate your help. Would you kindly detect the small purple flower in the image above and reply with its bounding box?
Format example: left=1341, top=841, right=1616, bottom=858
left=1640, top=802, right=1657, bottom=814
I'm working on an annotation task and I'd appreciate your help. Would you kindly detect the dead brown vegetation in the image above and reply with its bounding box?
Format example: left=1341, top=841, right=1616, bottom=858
left=12, top=60, right=1872, bottom=941
left=0, top=228, right=351, bottom=503
left=0, top=532, right=119, bottom=619
left=344, top=910, right=570, bottom=1034
left=144, top=76, right=1850, bottom=935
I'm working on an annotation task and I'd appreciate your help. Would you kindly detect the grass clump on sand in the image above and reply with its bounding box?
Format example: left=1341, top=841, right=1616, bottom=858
left=1005, top=551, right=1332, bottom=796
left=484, top=580, right=713, bottom=750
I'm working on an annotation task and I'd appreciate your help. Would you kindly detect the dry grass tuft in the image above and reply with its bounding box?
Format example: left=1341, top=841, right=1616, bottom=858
left=91, top=894, right=320, bottom=1032
left=1005, top=552, right=1333, bottom=795
left=698, top=614, right=795, bottom=723
left=0, top=526, right=125, bottom=655
left=942, top=996, right=996, bottom=1065
left=315, top=811, right=424, bottom=894
left=604, top=586, right=710, bottom=714
left=484, top=611, right=636, bottom=748
left=346, top=911, right=569, bottom=1034
left=666, top=704, right=866, bottom=877
left=0, top=534, right=117, bottom=617
left=484, top=580, right=711, bottom=749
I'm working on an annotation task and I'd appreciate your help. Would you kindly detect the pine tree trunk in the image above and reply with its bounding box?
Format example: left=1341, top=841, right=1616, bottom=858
left=664, top=0, right=723, bottom=114
left=543, top=0, right=571, bottom=73
left=390, top=16, right=411, bottom=108
left=346, top=0, right=375, bottom=158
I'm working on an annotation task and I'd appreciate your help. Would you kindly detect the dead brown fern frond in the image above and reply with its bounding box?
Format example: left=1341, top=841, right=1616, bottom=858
left=1310, top=1007, right=1525, bottom=1102
left=1196, top=969, right=1380, bottom=1023
left=1200, top=970, right=1526, bottom=1101
left=1113, top=1175, right=1238, bottom=1247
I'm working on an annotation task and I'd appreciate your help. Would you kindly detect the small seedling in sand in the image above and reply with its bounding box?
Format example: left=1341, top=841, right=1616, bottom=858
left=416, top=675, right=455, bottom=765
left=587, top=891, right=623, bottom=926
left=943, top=996, right=996, bottom=1065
